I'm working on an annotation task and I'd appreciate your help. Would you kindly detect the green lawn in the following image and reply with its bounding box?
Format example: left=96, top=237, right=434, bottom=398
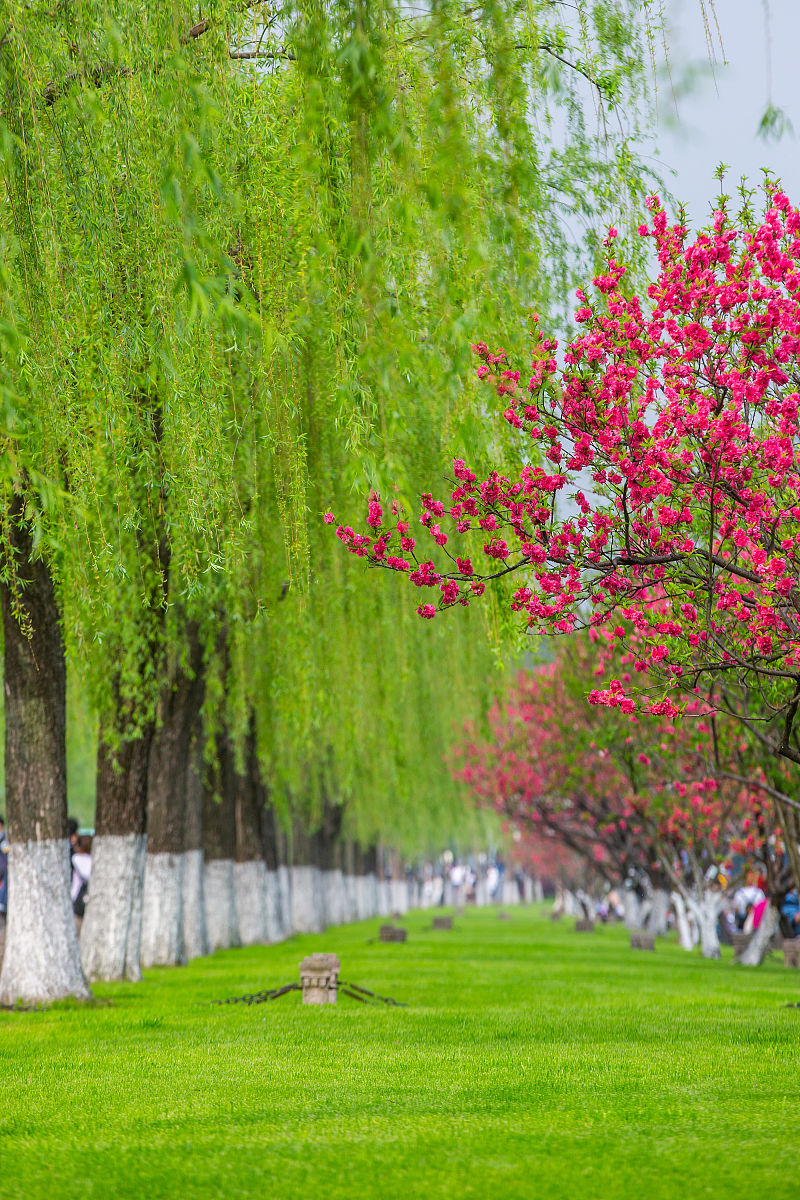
left=2, top=906, right=799, bottom=1199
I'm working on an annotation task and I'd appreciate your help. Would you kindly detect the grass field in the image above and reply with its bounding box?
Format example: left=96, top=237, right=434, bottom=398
left=2, top=905, right=799, bottom=1199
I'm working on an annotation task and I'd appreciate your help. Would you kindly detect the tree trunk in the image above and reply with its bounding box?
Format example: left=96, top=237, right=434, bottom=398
left=274, top=823, right=292, bottom=938
left=203, top=749, right=240, bottom=953
left=688, top=891, right=723, bottom=959
left=647, top=888, right=670, bottom=937
left=341, top=840, right=359, bottom=923
left=141, top=631, right=204, bottom=968
left=623, top=890, right=643, bottom=929
left=80, top=725, right=151, bottom=982
left=671, top=890, right=697, bottom=951
left=738, top=902, right=780, bottom=966
left=0, top=497, right=90, bottom=1005
left=182, top=725, right=209, bottom=960
left=233, top=727, right=269, bottom=946
left=290, top=818, right=324, bottom=933
left=261, top=804, right=285, bottom=942
left=314, top=802, right=344, bottom=928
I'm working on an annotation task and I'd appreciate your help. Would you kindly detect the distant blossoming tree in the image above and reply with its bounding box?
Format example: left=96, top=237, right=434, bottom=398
left=457, top=625, right=793, bottom=958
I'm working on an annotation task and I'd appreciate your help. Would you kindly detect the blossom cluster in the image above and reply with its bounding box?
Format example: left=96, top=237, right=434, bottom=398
left=329, top=190, right=800, bottom=725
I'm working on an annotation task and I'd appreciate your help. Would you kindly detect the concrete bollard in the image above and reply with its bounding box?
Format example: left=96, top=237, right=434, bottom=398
left=299, top=953, right=340, bottom=1003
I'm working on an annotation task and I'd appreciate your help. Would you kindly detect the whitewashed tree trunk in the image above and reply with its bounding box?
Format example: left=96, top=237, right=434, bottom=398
left=391, top=879, right=408, bottom=915
left=125, top=833, right=147, bottom=979
left=323, top=869, right=345, bottom=927
left=264, top=869, right=283, bottom=942
left=276, top=864, right=292, bottom=936
left=290, top=865, right=323, bottom=933
left=141, top=852, right=186, bottom=967
left=671, top=890, right=696, bottom=951
left=377, top=878, right=391, bottom=916
left=81, top=833, right=146, bottom=981
left=738, top=903, right=780, bottom=966
left=688, top=891, right=723, bottom=959
left=647, top=888, right=670, bottom=937
left=234, top=859, right=269, bottom=945
left=624, top=890, right=643, bottom=929
left=0, top=503, right=89, bottom=1007
left=343, top=874, right=359, bottom=922
left=0, top=840, right=90, bottom=1006
left=204, top=859, right=240, bottom=952
left=182, top=848, right=209, bottom=960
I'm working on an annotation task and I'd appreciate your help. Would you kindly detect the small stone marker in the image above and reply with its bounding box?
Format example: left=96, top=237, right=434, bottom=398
left=433, top=915, right=453, bottom=931
left=299, top=953, right=340, bottom=1004
left=630, top=931, right=655, bottom=951
left=783, top=939, right=800, bottom=968
left=379, top=924, right=407, bottom=943
left=574, top=918, right=594, bottom=933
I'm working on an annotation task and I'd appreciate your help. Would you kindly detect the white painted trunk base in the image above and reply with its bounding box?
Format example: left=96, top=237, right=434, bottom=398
left=141, top=852, right=186, bottom=968
left=739, top=903, right=779, bottom=966
left=204, top=859, right=240, bottom=952
left=235, top=860, right=269, bottom=945
left=647, top=888, right=670, bottom=937
left=126, top=834, right=147, bottom=979
left=390, top=879, right=408, bottom=915
left=342, top=874, right=360, bottom=923
left=263, top=870, right=283, bottom=943
left=687, top=892, right=723, bottom=959
left=363, top=874, right=380, bottom=919
left=624, top=891, right=643, bottom=929
left=0, top=839, right=91, bottom=1005
left=671, top=891, right=697, bottom=950
left=290, top=865, right=324, bottom=933
left=375, top=879, right=390, bottom=917
left=323, top=870, right=345, bottom=928
left=80, top=833, right=146, bottom=982
left=275, top=866, right=292, bottom=938
left=182, top=848, right=209, bottom=961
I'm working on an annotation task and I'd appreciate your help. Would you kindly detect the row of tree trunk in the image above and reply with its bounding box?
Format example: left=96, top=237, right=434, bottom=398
left=0, top=510, right=411, bottom=1006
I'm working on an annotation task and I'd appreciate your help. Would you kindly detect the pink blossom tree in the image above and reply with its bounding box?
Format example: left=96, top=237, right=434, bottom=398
left=456, top=623, right=794, bottom=957
left=330, top=189, right=800, bottom=767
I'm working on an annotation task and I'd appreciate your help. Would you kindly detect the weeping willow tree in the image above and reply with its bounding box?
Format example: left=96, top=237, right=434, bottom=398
left=0, top=0, right=663, bottom=1001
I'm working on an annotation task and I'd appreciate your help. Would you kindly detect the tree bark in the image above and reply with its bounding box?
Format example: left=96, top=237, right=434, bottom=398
left=203, top=747, right=240, bottom=952
left=623, top=889, right=643, bottom=929
left=0, top=496, right=90, bottom=1005
left=290, top=818, right=324, bottom=933
left=141, top=629, right=204, bottom=968
left=233, top=725, right=269, bottom=946
left=671, top=890, right=697, bottom=951
left=182, top=722, right=209, bottom=960
left=687, top=891, right=723, bottom=959
left=738, top=902, right=780, bottom=966
left=261, top=804, right=285, bottom=942
left=647, top=887, right=670, bottom=937
left=80, top=724, right=151, bottom=981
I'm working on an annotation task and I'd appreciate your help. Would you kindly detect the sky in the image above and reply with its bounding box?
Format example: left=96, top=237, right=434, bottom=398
left=653, top=0, right=799, bottom=224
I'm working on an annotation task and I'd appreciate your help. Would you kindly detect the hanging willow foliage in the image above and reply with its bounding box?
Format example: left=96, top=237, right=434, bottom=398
left=0, top=0, right=662, bottom=850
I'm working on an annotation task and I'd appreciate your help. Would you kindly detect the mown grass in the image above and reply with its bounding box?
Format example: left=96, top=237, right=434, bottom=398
left=2, top=906, right=799, bottom=1199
